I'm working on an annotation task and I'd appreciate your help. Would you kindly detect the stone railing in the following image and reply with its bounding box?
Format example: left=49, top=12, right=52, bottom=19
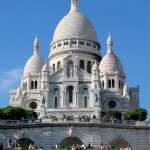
left=0, top=118, right=150, bottom=127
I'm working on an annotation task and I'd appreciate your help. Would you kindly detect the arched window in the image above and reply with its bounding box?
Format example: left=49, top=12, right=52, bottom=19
left=57, top=62, right=61, bottom=71
left=55, top=97, right=57, bottom=108
left=53, top=64, right=55, bottom=73
left=31, top=81, right=34, bottom=89
left=84, top=96, right=87, bottom=108
left=87, top=61, right=91, bottom=74
left=108, top=79, right=111, bottom=88
left=121, top=81, right=123, bottom=89
left=102, top=81, right=104, bottom=88
left=80, top=60, right=84, bottom=70
left=67, top=86, right=74, bottom=103
left=112, top=79, right=115, bottom=88
left=119, top=80, right=121, bottom=88
left=35, top=81, right=37, bottom=89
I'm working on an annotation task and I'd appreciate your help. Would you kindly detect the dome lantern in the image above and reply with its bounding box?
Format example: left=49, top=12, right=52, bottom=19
left=34, top=34, right=40, bottom=55
left=107, top=33, right=113, bottom=53
left=70, top=0, right=80, bottom=12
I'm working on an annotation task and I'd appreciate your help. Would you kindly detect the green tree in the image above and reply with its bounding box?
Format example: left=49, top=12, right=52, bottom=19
left=25, top=110, right=37, bottom=119
left=124, top=108, right=147, bottom=121
left=134, top=108, right=147, bottom=121
left=105, top=110, right=122, bottom=120
left=0, top=106, right=37, bottom=120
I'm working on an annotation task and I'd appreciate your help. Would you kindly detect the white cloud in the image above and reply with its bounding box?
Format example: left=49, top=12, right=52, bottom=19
left=0, top=68, right=23, bottom=91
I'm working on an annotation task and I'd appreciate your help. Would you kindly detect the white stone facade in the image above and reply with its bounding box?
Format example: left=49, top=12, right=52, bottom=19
left=9, top=0, right=139, bottom=119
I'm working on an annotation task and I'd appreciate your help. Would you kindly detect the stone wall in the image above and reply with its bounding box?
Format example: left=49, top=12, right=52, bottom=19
left=0, top=121, right=149, bottom=150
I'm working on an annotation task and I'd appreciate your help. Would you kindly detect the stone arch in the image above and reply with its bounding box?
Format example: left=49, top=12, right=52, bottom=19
left=24, top=99, right=40, bottom=110
left=102, top=97, right=123, bottom=111
left=109, top=138, right=130, bottom=149
left=64, top=57, right=78, bottom=67
left=59, top=137, right=83, bottom=147
left=12, top=130, right=40, bottom=148
left=12, top=138, right=35, bottom=149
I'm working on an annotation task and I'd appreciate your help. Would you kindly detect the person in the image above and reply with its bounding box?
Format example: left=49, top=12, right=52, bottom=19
left=127, top=145, right=131, bottom=150
left=14, top=140, right=17, bottom=148
left=65, top=144, right=70, bottom=150
left=55, top=143, right=58, bottom=148
left=29, top=143, right=33, bottom=149
left=71, top=144, right=75, bottom=150
left=0, top=143, right=3, bottom=150
left=7, top=139, right=11, bottom=149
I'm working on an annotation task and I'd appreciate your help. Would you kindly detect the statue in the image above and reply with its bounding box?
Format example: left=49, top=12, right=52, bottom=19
left=68, top=64, right=73, bottom=77
left=41, top=93, right=46, bottom=105
left=94, top=93, right=99, bottom=103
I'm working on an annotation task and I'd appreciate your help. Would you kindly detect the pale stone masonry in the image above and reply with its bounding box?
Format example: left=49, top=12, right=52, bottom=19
left=0, top=120, right=150, bottom=150
left=7, top=0, right=147, bottom=149
left=9, top=0, right=139, bottom=121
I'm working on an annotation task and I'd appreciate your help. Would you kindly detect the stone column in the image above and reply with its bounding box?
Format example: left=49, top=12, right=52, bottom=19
left=104, top=74, right=108, bottom=89
left=76, top=92, right=79, bottom=107
left=27, top=75, right=31, bottom=91
left=116, top=74, right=119, bottom=90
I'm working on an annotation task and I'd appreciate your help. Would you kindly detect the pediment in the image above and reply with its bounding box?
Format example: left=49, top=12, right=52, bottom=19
left=49, top=68, right=63, bottom=82
left=78, top=68, right=92, bottom=81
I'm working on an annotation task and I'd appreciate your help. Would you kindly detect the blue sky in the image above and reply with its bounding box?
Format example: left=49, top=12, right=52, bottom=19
left=0, top=0, right=149, bottom=119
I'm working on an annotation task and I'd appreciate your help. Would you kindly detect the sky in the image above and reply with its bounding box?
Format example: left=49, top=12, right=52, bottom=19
left=0, top=0, right=149, bottom=119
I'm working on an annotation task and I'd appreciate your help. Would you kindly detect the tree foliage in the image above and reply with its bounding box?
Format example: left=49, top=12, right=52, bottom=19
left=104, top=110, right=122, bottom=120
left=124, top=108, right=147, bottom=121
left=0, top=106, right=37, bottom=120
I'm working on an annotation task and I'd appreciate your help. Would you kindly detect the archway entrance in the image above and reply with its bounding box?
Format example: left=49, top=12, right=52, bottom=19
left=13, top=138, right=34, bottom=150
left=109, top=138, right=130, bottom=148
left=60, top=137, right=83, bottom=147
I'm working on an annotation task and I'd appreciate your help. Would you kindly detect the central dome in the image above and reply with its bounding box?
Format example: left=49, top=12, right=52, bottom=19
left=52, top=2, right=98, bottom=42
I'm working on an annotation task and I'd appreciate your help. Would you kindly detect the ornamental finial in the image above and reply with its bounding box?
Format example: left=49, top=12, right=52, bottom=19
left=70, top=0, right=80, bottom=12
left=71, top=0, right=79, bottom=5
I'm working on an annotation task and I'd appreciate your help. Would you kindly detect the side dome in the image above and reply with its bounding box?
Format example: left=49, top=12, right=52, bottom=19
left=24, top=55, right=45, bottom=75
left=23, top=36, right=45, bottom=75
left=100, top=34, right=124, bottom=74
left=99, top=51, right=124, bottom=74
left=52, top=1, right=98, bottom=42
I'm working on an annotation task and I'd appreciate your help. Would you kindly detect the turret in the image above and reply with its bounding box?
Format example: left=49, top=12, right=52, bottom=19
left=92, top=61, right=101, bottom=118
left=92, top=61, right=101, bottom=90
left=41, top=62, right=50, bottom=109
left=41, top=62, right=50, bottom=90
left=123, top=82, right=130, bottom=98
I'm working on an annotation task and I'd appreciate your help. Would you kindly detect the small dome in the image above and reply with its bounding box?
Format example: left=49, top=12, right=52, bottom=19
left=92, top=61, right=99, bottom=71
left=24, top=36, right=45, bottom=75
left=42, top=63, right=49, bottom=72
left=24, top=54, right=44, bottom=75
left=52, top=3, right=98, bottom=42
left=99, top=51, right=124, bottom=74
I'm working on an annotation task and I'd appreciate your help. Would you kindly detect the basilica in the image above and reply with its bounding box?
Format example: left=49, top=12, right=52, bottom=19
left=9, top=0, right=139, bottom=119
